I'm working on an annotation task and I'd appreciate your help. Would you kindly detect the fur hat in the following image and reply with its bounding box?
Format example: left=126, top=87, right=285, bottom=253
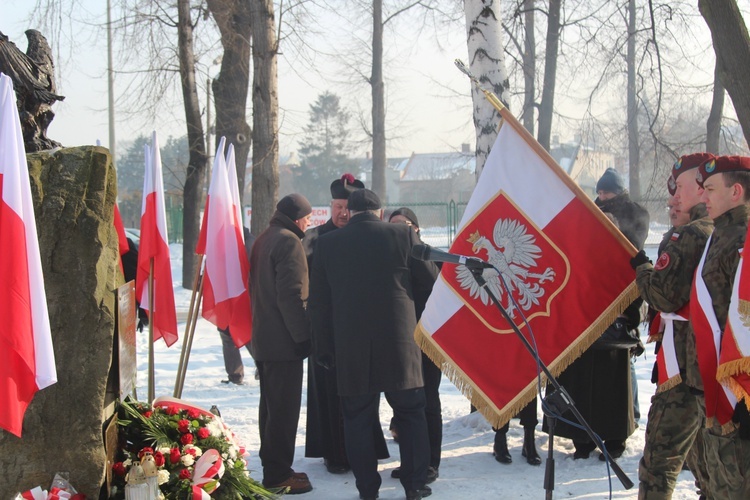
left=330, top=173, right=365, bottom=200
left=389, top=207, right=419, bottom=228
left=697, top=155, right=750, bottom=188
left=596, top=168, right=625, bottom=195
left=347, top=188, right=381, bottom=212
left=276, top=193, right=312, bottom=220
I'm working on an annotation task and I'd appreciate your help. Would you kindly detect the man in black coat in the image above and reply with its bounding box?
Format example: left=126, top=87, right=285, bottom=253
left=303, top=174, right=389, bottom=474
left=249, top=194, right=314, bottom=494
left=309, top=189, right=437, bottom=500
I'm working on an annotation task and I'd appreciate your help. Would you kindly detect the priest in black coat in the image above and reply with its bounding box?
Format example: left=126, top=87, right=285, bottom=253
left=309, top=189, right=438, bottom=500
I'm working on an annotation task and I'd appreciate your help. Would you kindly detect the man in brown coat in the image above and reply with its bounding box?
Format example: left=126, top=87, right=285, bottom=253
left=249, top=193, right=313, bottom=494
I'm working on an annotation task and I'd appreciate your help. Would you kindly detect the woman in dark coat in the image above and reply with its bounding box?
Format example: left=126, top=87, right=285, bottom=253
left=545, top=169, right=648, bottom=460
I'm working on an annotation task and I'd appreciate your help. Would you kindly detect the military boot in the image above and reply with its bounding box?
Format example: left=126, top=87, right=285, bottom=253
left=521, top=426, right=542, bottom=465
left=493, top=430, right=512, bottom=464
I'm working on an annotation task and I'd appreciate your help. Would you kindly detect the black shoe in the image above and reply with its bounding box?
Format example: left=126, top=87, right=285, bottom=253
left=324, top=459, right=350, bottom=474
left=493, top=432, right=512, bottom=464
left=360, top=494, right=379, bottom=500
left=599, top=441, right=625, bottom=461
left=599, top=448, right=625, bottom=461
left=573, top=449, right=591, bottom=460
left=521, top=427, right=542, bottom=465
left=391, top=466, right=438, bottom=483
left=405, top=486, right=432, bottom=500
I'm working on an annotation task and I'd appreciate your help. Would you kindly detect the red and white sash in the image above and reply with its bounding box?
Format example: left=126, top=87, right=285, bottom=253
left=655, top=305, right=689, bottom=392
left=718, top=249, right=750, bottom=403
left=691, top=235, right=737, bottom=428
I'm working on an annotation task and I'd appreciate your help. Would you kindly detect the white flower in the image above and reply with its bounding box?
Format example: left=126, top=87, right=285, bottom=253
left=181, top=454, right=195, bottom=467
left=184, top=444, right=202, bottom=457
left=157, top=446, right=171, bottom=455
left=157, top=469, right=170, bottom=485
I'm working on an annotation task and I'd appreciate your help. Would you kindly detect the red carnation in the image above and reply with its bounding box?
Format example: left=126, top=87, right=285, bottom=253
left=112, top=462, right=126, bottom=476
left=181, top=433, right=194, bottom=445
left=179, top=468, right=192, bottom=480
left=187, top=408, right=201, bottom=419
left=170, top=448, right=181, bottom=464
left=138, top=447, right=154, bottom=460
left=153, top=451, right=165, bottom=467
left=197, top=427, right=210, bottom=440
left=165, top=405, right=179, bottom=416
left=178, top=419, right=191, bottom=433
left=143, top=410, right=152, bottom=418
left=185, top=447, right=197, bottom=457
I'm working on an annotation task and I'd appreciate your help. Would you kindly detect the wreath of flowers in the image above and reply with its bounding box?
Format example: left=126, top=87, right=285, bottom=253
left=110, top=398, right=276, bottom=499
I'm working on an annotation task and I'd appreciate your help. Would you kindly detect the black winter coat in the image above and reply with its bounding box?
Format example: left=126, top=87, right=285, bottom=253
left=308, top=212, right=438, bottom=397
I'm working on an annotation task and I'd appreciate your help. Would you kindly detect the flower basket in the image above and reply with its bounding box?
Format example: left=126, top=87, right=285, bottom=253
left=110, top=397, right=278, bottom=499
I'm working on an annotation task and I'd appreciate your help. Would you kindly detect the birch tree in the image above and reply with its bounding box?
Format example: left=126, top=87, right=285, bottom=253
left=465, top=0, right=511, bottom=177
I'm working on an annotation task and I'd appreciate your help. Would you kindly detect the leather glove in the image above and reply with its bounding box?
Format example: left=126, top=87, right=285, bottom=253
left=317, top=353, right=335, bottom=371
left=294, top=340, right=311, bottom=359
left=733, top=401, right=750, bottom=440
left=630, top=249, right=651, bottom=270
left=631, top=339, right=645, bottom=358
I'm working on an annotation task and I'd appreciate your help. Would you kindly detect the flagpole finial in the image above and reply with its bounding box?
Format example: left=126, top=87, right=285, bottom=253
left=454, top=59, right=506, bottom=113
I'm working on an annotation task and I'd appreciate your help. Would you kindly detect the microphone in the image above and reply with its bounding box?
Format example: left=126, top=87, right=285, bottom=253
left=411, top=244, right=494, bottom=270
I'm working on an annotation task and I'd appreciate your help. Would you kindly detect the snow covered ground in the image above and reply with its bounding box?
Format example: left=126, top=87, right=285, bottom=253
left=133, top=244, right=698, bottom=499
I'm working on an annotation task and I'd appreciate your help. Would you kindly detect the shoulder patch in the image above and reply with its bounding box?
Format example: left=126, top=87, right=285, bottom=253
left=670, top=232, right=680, bottom=241
left=654, top=252, right=671, bottom=271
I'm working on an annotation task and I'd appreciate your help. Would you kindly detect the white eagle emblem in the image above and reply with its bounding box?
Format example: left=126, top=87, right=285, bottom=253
left=456, top=218, right=555, bottom=318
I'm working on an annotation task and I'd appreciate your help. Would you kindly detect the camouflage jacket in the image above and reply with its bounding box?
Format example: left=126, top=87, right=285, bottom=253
left=702, top=204, right=749, bottom=333
left=636, top=203, right=713, bottom=390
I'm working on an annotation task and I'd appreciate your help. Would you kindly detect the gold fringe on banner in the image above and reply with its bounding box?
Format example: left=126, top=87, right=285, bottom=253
left=717, top=359, right=750, bottom=403
left=655, top=374, right=682, bottom=394
left=414, top=281, right=640, bottom=429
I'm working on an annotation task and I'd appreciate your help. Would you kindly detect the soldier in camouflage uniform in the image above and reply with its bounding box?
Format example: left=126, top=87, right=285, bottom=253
left=632, top=153, right=714, bottom=499
left=692, top=156, right=750, bottom=499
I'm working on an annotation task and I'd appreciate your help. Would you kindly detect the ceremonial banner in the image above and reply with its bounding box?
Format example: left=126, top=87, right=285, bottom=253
left=717, top=236, right=750, bottom=405
left=416, top=105, right=638, bottom=427
left=0, top=73, right=56, bottom=437
left=196, top=138, right=252, bottom=347
left=136, top=131, right=178, bottom=346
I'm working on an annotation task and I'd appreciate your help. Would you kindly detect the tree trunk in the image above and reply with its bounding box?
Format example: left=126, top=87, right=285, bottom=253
left=177, top=0, right=208, bottom=288
left=626, top=0, right=640, bottom=200
left=250, top=0, right=279, bottom=235
left=537, top=0, right=559, bottom=152
left=522, top=0, right=535, bottom=136
left=208, top=0, right=253, bottom=204
left=700, top=0, right=750, bottom=148
left=706, top=61, right=725, bottom=154
left=465, top=0, right=511, bottom=178
left=371, top=0, right=386, bottom=199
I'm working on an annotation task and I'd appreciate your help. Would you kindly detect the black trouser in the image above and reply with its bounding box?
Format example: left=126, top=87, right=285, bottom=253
left=495, top=397, right=539, bottom=434
left=306, top=356, right=348, bottom=464
left=342, top=388, right=429, bottom=497
left=422, top=353, right=443, bottom=468
left=257, top=360, right=304, bottom=486
left=219, top=328, right=250, bottom=383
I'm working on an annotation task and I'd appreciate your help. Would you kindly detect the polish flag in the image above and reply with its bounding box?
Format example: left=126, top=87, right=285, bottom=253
left=717, top=237, right=750, bottom=406
left=196, top=138, right=251, bottom=347
left=0, top=73, right=56, bottom=437
left=135, top=132, right=178, bottom=346
left=416, top=106, right=638, bottom=427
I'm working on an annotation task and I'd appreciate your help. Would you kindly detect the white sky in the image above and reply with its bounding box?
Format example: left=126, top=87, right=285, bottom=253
left=3, top=0, right=478, bottom=159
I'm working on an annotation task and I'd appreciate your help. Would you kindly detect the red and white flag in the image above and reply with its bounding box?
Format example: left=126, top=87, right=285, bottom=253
left=135, top=131, right=178, bottom=347
left=0, top=73, right=56, bottom=437
left=196, top=138, right=251, bottom=347
left=716, top=235, right=750, bottom=406
left=416, top=106, right=638, bottom=427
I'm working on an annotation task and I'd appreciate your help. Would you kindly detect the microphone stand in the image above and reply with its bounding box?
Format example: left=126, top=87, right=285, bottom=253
left=467, top=266, right=634, bottom=497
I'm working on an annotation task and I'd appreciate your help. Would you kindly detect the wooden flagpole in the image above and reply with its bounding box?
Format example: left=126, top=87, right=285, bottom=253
left=147, top=258, right=155, bottom=402
left=173, top=256, right=205, bottom=398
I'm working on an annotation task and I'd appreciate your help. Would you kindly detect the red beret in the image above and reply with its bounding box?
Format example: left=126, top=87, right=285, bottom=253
left=696, top=155, right=750, bottom=188
left=672, top=152, right=715, bottom=179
